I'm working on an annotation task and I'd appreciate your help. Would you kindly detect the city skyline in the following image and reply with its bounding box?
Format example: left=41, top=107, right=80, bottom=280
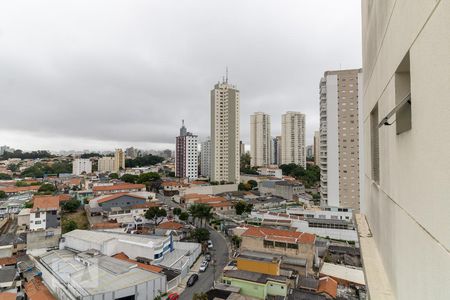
left=0, top=1, right=361, bottom=151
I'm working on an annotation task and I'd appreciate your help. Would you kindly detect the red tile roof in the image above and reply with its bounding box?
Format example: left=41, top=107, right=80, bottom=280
left=0, top=185, right=40, bottom=193
left=31, top=196, right=60, bottom=212
left=93, top=183, right=145, bottom=192
left=158, top=221, right=184, bottom=230
left=132, top=202, right=160, bottom=209
left=241, top=226, right=315, bottom=244
left=0, top=292, right=17, bottom=300
left=0, top=257, right=16, bottom=266
left=91, top=222, right=121, bottom=229
left=318, top=276, right=338, bottom=298
left=97, top=193, right=146, bottom=204
left=112, top=252, right=163, bottom=273
left=24, top=277, right=56, bottom=300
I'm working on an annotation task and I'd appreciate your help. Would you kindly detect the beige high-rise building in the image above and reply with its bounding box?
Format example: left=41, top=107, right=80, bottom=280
left=313, top=131, right=320, bottom=165
left=210, top=78, right=240, bottom=183
left=250, top=112, right=271, bottom=167
left=358, top=1, right=450, bottom=300
left=281, top=112, right=306, bottom=167
left=114, top=149, right=125, bottom=172
left=98, top=157, right=115, bottom=173
left=319, top=69, right=363, bottom=210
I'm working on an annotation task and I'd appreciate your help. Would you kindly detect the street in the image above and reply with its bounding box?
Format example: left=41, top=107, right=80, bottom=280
left=155, top=193, right=230, bottom=299
left=179, top=228, right=229, bottom=300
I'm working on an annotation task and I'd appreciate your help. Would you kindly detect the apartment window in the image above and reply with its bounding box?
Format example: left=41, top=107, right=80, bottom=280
left=395, top=52, right=412, bottom=134
left=371, top=104, right=380, bottom=183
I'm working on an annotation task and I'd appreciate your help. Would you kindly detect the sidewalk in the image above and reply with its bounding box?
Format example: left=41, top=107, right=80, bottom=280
left=169, top=254, right=205, bottom=295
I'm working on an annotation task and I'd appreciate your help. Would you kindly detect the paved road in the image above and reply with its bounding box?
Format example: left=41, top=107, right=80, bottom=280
left=156, top=193, right=230, bottom=298
left=179, top=228, right=229, bottom=300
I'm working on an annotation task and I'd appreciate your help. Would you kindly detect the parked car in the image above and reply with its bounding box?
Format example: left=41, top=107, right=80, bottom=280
left=199, top=261, right=209, bottom=272
left=167, top=293, right=179, bottom=300
left=187, top=274, right=199, bottom=287
left=207, top=240, right=213, bottom=248
left=205, top=253, right=211, bottom=261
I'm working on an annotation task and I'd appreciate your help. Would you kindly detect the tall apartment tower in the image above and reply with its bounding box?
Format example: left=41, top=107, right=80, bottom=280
left=210, top=77, right=240, bottom=183
left=313, top=131, right=320, bottom=165
left=200, top=139, right=211, bottom=178
left=114, top=149, right=125, bottom=172
left=359, top=1, right=450, bottom=299
left=270, top=137, right=279, bottom=165
left=281, top=112, right=306, bottom=167
left=72, top=158, right=92, bottom=175
left=319, top=69, right=363, bottom=210
left=250, top=112, right=271, bottom=167
left=175, top=121, right=198, bottom=180
left=239, top=141, right=245, bottom=157
left=275, top=136, right=282, bottom=165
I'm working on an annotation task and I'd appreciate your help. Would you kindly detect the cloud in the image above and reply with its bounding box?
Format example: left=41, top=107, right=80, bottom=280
left=0, top=0, right=361, bottom=151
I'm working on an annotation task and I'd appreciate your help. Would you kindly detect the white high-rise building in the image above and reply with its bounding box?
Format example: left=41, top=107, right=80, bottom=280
left=313, top=131, right=320, bottom=165
left=200, top=139, right=211, bottom=178
left=98, top=157, right=115, bottom=173
left=175, top=121, right=198, bottom=180
left=358, top=1, right=450, bottom=299
left=319, top=69, right=363, bottom=210
left=281, top=112, right=306, bottom=167
left=210, top=77, right=240, bottom=183
left=250, top=112, right=271, bottom=167
left=72, top=158, right=92, bottom=175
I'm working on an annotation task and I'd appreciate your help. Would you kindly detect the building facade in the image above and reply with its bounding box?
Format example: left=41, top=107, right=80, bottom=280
left=319, top=69, right=363, bottom=210
left=72, top=158, right=92, bottom=175
left=175, top=121, right=198, bottom=180
left=200, top=139, right=211, bottom=178
left=114, top=149, right=125, bottom=172
left=98, top=157, right=115, bottom=173
left=313, top=131, right=320, bottom=165
left=359, top=1, right=450, bottom=299
left=250, top=112, right=271, bottom=167
left=281, top=112, right=306, bottom=167
left=210, top=78, right=240, bottom=183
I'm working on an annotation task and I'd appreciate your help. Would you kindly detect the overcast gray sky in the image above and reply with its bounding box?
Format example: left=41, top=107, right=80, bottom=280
left=0, top=0, right=361, bottom=151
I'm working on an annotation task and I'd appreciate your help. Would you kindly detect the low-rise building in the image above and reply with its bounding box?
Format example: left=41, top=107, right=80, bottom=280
left=34, top=249, right=166, bottom=300
left=240, top=226, right=316, bottom=273
left=29, top=196, right=60, bottom=231
left=259, top=180, right=305, bottom=201
left=92, top=183, right=146, bottom=196
left=257, top=167, right=283, bottom=179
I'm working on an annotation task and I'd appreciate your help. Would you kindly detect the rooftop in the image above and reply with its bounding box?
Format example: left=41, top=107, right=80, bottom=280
left=320, top=262, right=365, bottom=286
left=157, top=221, right=184, bottom=230
left=112, top=252, right=163, bottom=273
left=223, top=269, right=287, bottom=284
left=24, top=277, right=56, bottom=300
left=31, top=195, right=60, bottom=212
left=93, top=183, right=145, bottom=192
left=241, top=226, right=315, bottom=244
left=97, top=193, right=145, bottom=204
left=39, top=249, right=163, bottom=296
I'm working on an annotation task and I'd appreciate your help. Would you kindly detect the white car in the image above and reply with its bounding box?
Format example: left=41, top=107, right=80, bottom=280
left=199, top=261, right=208, bottom=272
left=207, top=240, right=213, bottom=248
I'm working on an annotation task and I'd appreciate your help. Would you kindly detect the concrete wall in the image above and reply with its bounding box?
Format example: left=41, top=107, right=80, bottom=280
left=27, top=228, right=61, bottom=251
left=361, top=0, right=450, bottom=299
left=180, top=184, right=238, bottom=196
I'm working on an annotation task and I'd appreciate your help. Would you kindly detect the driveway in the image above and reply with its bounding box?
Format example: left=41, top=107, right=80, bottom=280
left=179, top=228, right=229, bottom=300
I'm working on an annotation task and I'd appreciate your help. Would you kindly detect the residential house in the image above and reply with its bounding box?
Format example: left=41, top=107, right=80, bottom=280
left=92, top=183, right=146, bottom=196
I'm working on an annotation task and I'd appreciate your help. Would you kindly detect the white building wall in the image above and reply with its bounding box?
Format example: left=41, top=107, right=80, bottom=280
left=361, top=0, right=450, bottom=299
left=184, top=135, right=198, bottom=180
left=29, top=212, right=46, bottom=231
left=200, top=139, right=211, bottom=178
left=250, top=112, right=271, bottom=167
left=281, top=112, right=306, bottom=167
left=98, top=157, right=115, bottom=173
left=72, top=159, right=92, bottom=175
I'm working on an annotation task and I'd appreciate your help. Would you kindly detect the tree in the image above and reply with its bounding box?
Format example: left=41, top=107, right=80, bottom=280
left=62, top=220, right=78, bottom=233
left=188, top=203, right=212, bottom=227
left=24, top=201, right=33, bottom=208
left=179, top=211, right=189, bottom=222
left=173, top=207, right=182, bottom=216
left=231, top=235, right=242, bottom=249
left=235, top=201, right=253, bottom=215
left=121, top=174, right=138, bottom=183
left=109, top=173, right=119, bottom=179
left=62, top=199, right=81, bottom=212
left=280, top=163, right=320, bottom=188
left=7, top=164, right=19, bottom=173
left=192, top=228, right=210, bottom=243
left=192, top=293, right=208, bottom=300
left=0, top=173, right=12, bottom=180
left=137, top=172, right=161, bottom=184
left=38, top=183, right=56, bottom=194
left=144, top=207, right=167, bottom=226
left=125, top=155, right=164, bottom=168
left=0, top=191, right=7, bottom=199
left=247, top=180, right=258, bottom=189
left=238, top=182, right=251, bottom=191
